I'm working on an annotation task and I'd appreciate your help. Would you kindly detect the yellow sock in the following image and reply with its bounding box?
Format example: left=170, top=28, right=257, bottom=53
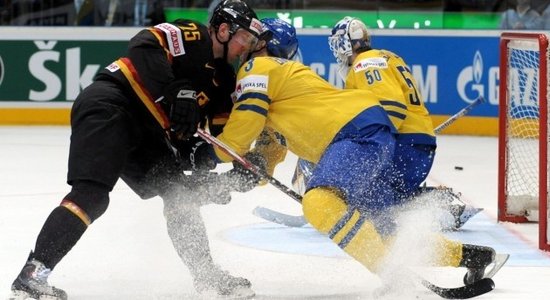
left=433, top=235, right=463, bottom=267
left=302, top=187, right=387, bottom=272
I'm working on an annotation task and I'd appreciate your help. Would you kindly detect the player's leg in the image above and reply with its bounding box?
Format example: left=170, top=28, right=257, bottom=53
left=390, top=143, right=436, bottom=199
left=303, top=187, right=495, bottom=280
left=430, top=235, right=495, bottom=283
left=303, top=124, right=397, bottom=272
left=123, top=143, right=254, bottom=298
left=393, top=143, right=482, bottom=230
left=10, top=80, right=134, bottom=300
left=161, top=188, right=253, bottom=298
left=302, top=125, right=495, bottom=280
left=303, top=187, right=389, bottom=272
left=291, top=158, right=316, bottom=195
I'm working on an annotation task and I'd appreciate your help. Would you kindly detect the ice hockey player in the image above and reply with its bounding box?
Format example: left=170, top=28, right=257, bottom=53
left=325, top=16, right=481, bottom=230
left=196, top=17, right=498, bottom=290
left=8, top=1, right=262, bottom=299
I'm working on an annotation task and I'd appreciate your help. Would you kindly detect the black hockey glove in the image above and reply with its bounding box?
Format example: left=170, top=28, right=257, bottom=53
left=175, top=136, right=217, bottom=172
left=226, top=152, right=267, bottom=193
left=187, top=138, right=217, bottom=172
left=165, top=79, right=201, bottom=140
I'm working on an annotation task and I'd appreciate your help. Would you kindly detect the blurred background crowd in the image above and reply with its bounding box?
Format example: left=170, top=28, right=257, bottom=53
left=0, top=0, right=549, bottom=29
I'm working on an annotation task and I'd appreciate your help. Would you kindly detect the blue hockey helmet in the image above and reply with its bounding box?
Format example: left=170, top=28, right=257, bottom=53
left=261, top=18, right=299, bottom=60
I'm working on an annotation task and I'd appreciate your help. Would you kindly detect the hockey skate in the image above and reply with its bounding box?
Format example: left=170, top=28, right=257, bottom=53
left=418, top=186, right=483, bottom=230
left=193, top=266, right=255, bottom=299
left=449, top=202, right=484, bottom=230
left=459, top=244, right=496, bottom=284
left=8, top=256, right=67, bottom=300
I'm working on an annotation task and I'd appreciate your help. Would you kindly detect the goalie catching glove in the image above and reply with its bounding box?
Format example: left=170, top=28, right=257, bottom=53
left=165, top=79, right=201, bottom=140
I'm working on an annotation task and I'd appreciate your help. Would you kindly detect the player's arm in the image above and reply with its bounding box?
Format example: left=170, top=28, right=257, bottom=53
left=126, top=23, right=182, bottom=97
left=213, top=66, right=271, bottom=162
left=213, top=91, right=269, bottom=162
left=136, top=21, right=214, bottom=140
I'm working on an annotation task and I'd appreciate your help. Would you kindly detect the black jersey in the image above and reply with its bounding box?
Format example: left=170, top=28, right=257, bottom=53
left=96, top=19, right=230, bottom=134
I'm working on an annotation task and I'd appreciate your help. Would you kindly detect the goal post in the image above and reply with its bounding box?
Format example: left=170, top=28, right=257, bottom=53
left=498, top=32, right=550, bottom=251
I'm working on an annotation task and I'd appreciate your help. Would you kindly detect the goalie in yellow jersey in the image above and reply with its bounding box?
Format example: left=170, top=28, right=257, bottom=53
left=198, top=18, right=497, bottom=286
left=321, top=16, right=481, bottom=230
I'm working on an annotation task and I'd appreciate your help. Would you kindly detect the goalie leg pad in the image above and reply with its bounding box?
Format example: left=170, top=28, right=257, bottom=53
left=303, top=187, right=387, bottom=272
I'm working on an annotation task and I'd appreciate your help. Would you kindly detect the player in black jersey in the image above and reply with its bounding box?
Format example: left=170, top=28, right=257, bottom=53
left=9, top=1, right=262, bottom=299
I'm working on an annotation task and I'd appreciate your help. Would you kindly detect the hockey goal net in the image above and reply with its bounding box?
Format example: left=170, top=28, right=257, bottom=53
left=498, top=32, right=550, bottom=251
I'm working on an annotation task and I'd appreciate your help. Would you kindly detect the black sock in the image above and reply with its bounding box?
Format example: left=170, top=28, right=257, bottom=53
left=33, top=206, right=88, bottom=269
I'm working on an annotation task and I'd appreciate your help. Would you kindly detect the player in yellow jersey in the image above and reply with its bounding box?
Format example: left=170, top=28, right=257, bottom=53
left=329, top=16, right=434, bottom=199
left=326, top=16, right=481, bottom=229
left=193, top=18, right=497, bottom=286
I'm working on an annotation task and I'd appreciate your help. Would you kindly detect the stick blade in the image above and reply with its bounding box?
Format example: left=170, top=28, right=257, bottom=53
left=252, top=206, right=308, bottom=227
left=422, top=278, right=495, bottom=299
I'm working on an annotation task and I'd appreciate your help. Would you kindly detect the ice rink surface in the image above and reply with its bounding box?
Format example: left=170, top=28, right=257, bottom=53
left=1, top=126, right=550, bottom=299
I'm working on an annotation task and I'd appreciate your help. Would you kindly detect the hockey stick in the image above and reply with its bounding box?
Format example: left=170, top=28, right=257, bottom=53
left=433, top=96, right=485, bottom=134
left=105, top=0, right=120, bottom=26
left=422, top=277, right=494, bottom=299
left=196, top=128, right=303, bottom=203
left=196, top=128, right=499, bottom=299
left=252, top=206, right=308, bottom=227
left=253, top=96, right=486, bottom=227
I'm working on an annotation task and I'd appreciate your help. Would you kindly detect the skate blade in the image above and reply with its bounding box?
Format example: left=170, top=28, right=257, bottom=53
left=455, top=207, right=484, bottom=229
left=484, top=253, right=510, bottom=279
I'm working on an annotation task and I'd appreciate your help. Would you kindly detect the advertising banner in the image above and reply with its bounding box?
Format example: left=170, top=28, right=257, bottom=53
left=0, top=28, right=501, bottom=134
left=0, top=40, right=126, bottom=103
left=300, top=33, right=500, bottom=119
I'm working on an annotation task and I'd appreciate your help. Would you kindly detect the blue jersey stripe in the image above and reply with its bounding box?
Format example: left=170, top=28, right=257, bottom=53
left=380, top=100, right=407, bottom=110
left=387, top=110, right=407, bottom=120
left=237, top=92, right=272, bottom=104
left=235, top=104, right=268, bottom=116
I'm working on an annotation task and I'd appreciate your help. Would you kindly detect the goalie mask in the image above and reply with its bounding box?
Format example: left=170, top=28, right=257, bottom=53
left=328, top=17, right=371, bottom=79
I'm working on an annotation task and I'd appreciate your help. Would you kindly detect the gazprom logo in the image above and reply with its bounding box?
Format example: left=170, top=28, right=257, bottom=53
left=473, top=51, right=483, bottom=84
left=0, top=55, right=4, bottom=87
left=457, top=50, right=485, bottom=103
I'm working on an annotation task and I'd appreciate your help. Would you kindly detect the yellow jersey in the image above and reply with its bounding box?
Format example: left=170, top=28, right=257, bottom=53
left=346, top=49, right=435, bottom=145
left=214, top=56, right=395, bottom=164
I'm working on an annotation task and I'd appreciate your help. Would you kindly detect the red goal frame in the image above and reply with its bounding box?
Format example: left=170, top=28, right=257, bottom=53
left=498, top=32, right=549, bottom=251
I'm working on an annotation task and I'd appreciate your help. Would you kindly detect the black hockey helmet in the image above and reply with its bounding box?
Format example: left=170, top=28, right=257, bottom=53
left=209, top=0, right=262, bottom=39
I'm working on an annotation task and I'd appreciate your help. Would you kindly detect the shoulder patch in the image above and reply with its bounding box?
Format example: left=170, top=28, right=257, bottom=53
left=353, top=57, right=388, bottom=73
left=105, top=62, right=120, bottom=72
left=154, top=23, right=186, bottom=57
left=235, top=75, right=268, bottom=99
